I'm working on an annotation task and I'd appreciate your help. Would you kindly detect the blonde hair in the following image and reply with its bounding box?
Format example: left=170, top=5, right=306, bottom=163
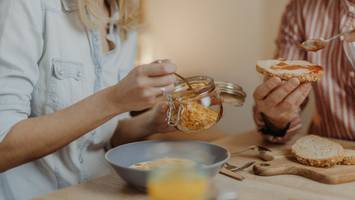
left=77, top=0, right=141, bottom=39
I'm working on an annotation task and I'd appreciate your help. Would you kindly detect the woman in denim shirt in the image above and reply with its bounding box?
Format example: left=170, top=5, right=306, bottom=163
left=0, top=0, right=176, bottom=199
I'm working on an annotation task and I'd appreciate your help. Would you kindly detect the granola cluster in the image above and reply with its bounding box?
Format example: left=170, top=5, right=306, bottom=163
left=168, top=81, right=220, bottom=132
left=179, top=101, right=219, bottom=131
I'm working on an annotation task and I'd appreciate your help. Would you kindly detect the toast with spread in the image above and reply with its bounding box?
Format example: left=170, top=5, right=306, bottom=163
left=256, top=59, right=323, bottom=82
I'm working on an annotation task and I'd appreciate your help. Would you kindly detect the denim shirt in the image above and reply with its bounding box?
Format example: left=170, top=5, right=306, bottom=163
left=0, top=0, right=136, bottom=199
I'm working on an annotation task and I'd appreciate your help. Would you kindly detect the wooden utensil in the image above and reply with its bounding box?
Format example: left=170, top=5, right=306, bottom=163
left=231, top=145, right=274, bottom=161
left=225, top=161, right=255, bottom=172
left=231, top=145, right=271, bottom=155
left=220, top=161, right=256, bottom=181
left=220, top=168, right=245, bottom=181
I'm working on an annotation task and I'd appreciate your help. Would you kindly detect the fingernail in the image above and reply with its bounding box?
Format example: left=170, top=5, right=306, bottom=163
left=290, top=78, right=300, bottom=85
left=271, top=77, right=282, bottom=84
left=274, top=77, right=282, bottom=81
left=154, top=59, right=170, bottom=64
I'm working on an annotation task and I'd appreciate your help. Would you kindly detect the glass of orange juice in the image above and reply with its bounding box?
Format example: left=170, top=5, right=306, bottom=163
left=148, top=166, right=210, bottom=200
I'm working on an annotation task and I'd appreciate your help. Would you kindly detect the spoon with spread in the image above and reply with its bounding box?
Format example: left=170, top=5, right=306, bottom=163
left=300, top=29, right=355, bottom=52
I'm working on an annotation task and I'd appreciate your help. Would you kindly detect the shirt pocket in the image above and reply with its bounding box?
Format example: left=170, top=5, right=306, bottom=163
left=46, top=58, right=86, bottom=110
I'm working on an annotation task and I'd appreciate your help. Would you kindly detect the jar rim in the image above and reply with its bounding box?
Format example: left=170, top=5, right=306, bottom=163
left=173, top=75, right=215, bottom=98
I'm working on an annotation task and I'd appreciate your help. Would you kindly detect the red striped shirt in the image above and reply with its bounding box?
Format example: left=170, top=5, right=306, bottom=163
left=254, top=0, right=355, bottom=140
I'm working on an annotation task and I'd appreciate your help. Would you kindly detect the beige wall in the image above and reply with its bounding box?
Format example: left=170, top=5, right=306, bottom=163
left=139, top=0, right=313, bottom=134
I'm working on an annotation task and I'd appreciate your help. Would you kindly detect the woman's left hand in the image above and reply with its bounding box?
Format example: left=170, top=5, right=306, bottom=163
left=144, top=102, right=177, bottom=134
left=111, top=102, right=177, bottom=146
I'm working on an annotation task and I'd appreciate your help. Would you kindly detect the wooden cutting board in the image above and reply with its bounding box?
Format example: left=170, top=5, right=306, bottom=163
left=253, top=140, right=355, bottom=184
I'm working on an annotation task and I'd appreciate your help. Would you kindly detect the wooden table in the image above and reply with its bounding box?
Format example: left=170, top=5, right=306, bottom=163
left=35, top=131, right=355, bottom=200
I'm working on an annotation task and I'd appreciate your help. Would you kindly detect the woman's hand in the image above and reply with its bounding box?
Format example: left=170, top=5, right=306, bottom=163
left=254, top=77, right=312, bottom=129
left=144, top=102, right=177, bottom=134
left=109, top=61, right=177, bottom=113
left=111, top=102, right=176, bottom=146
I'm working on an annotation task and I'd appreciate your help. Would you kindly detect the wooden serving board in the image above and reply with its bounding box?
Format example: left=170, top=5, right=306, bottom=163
left=253, top=142, right=355, bottom=184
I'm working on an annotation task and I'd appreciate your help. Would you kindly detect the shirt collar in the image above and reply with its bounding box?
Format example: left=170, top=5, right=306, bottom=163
left=60, top=0, right=119, bottom=21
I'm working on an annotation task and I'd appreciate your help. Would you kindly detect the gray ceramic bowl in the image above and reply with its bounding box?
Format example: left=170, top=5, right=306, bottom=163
left=105, top=140, right=230, bottom=190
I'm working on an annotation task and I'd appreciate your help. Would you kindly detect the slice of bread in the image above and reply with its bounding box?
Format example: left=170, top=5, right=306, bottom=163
left=341, top=149, right=355, bottom=165
left=256, top=59, right=323, bottom=82
left=291, top=135, right=344, bottom=168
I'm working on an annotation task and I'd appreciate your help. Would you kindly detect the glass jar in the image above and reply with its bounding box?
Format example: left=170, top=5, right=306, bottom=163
left=166, top=76, right=246, bottom=132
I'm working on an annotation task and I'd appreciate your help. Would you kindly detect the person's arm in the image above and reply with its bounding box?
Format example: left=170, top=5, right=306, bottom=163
left=1, top=61, right=176, bottom=172
left=253, top=0, right=310, bottom=143
left=111, top=103, right=175, bottom=146
left=1, top=88, right=120, bottom=172
left=254, top=0, right=310, bottom=142
left=0, top=1, right=176, bottom=172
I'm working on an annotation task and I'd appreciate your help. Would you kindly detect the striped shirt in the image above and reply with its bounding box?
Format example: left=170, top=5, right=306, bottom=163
left=254, top=0, right=355, bottom=140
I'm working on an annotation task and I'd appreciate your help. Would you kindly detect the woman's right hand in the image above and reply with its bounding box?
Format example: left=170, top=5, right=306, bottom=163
left=109, top=60, right=177, bottom=113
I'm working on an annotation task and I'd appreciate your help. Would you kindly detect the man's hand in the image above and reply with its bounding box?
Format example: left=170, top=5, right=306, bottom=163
left=344, top=31, right=355, bottom=42
left=254, top=77, right=312, bottom=129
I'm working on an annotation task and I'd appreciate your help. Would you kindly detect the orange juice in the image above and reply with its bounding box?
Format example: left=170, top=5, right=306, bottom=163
left=148, top=168, right=209, bottom=200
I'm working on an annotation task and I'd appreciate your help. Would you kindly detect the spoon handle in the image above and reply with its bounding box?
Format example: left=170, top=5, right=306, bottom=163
left=173, top=72, right=194, bottom=91
left=326, top=29, right=355, bottom=42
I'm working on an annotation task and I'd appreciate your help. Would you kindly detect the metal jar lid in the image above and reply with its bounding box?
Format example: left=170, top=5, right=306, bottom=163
left=215, top=81, right=246, bottom=107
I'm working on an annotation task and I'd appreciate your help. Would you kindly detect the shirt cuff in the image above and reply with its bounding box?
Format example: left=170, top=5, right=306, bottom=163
left=253, top=106, right=302, bottom=136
